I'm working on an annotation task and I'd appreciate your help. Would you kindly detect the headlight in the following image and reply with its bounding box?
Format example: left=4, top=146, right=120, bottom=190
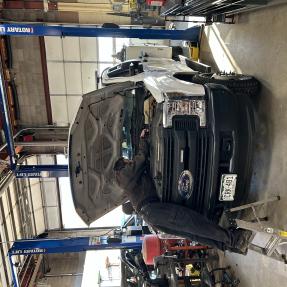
left=163, top=98, right=206, bottom=128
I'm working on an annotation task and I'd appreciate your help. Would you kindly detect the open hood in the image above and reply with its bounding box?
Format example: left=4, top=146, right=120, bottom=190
left=69, top=82, right=133, bottom=225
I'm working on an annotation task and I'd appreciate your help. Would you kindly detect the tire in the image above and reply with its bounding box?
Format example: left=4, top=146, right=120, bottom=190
left=192, top=73, right=260, bottom=97
left=122, top=201, right=134, bottom=215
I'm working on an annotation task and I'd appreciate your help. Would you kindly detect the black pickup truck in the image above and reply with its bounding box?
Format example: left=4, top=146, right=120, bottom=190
left=69, top=58, right=258, bottom=225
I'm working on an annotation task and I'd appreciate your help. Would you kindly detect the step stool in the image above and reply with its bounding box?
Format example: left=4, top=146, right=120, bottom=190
left=227, top=196, right=287, bottom=263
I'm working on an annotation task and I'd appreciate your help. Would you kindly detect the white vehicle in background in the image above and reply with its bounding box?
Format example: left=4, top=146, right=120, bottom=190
left=114, top=43, right=183, bottom=62
left=124, top=44, right=173, bottom=60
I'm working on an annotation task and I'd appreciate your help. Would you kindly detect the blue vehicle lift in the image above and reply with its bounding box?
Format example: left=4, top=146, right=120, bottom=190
left=8, top=235, right=143, bottom=287
left=0, top=23, right=201, bottom=178
left=0, top=23, right=201, bottom=39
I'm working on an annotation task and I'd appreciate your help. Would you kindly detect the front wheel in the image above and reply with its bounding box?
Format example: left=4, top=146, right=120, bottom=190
left=192, top=72, right=260, bottom=97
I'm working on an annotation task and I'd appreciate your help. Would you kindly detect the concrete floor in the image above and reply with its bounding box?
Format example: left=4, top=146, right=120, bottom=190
left=199, top=2, right=287, bottom=286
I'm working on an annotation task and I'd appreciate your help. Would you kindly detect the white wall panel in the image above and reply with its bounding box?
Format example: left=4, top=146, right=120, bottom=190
left=46, top=207, right=60, bottom=230
left=5, top=255, right=11, bottom=284
left=33, top=205, right=45, bottom=234
left=80, top=37, right=98, bottom=61
left=45, top=37, right=63, bottom=61
left=47, top=62, right=66, bottom=95
left=2, top=193, right=14, bottom=242
left=6, top=214, right=14, bottom=242
left=67, top=96, right=82, bottom=123
left=0, top=174, right=48, bottom=286
left=0, top=260, right=6, bottom=287
left=30, top=182, right=42, bottom=209
left=30, top=178, right=46, bottom=235
left=2, top=195, right=9, bottom=217
left=29, top=178, right=40, bottom=187
left=34, top=209, right=45, bottom=235
left=81, top=63, right=98, bottom=94
left=26, top=156, right=38, bottom=165
left=50, top=96, right=68, bottom=125
left=63, top=37, right=80, bottom=61
left=98, top=37, right=114, bottom=62
left=40, top=174, right=61, bottom=231
left=64, top=63, right=82, bottom=94
left=9, top=183, right=16, bottom=205
left=9, top=183, right=22, bottom=239
left=37, top=253, right=85, bottom=287
left=8, top=182, right=21, bottom=239
left=0, top=209, right=12, bottom=284
left=39, top=154, right=55, bottom=165
left=13, top=205, right=22, bottom=239
left=42, top=179, right=58, bottom=207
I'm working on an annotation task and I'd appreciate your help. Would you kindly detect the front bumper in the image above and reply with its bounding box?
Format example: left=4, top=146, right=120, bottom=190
left=153, top=84, right=255, bottom=222
left=204, top=84, right=255, bottom=221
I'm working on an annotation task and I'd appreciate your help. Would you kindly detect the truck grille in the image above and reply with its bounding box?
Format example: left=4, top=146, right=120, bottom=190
left=174, top=117, right=198, bottom=130
left=162, top=131, right=174, bottom=202
left=161, top=117, right=210, bottom=211
left=192, top=129, right=209, bottom=212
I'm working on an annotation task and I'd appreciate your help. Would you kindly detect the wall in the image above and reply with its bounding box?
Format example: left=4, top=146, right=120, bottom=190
left=0, top=155, right=63, bottom=287
left=45, top=36, right=129, bottom=126
left=11, top=37, right=48, bottom=126
left=0, top=173, right=44, bottom=286
left=37, top=155, right=62, bottom=230
left=36, top=253, right=85, bottom=287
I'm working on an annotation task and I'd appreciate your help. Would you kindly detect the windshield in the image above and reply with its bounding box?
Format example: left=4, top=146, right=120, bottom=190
left=122, top=87, right=145, bottom=159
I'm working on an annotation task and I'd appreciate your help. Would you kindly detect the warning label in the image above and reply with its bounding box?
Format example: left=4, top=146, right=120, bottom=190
left=0, top=26, right=34, bottom=34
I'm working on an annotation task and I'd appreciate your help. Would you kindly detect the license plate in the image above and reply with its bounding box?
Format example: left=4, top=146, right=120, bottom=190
left=219, top=174, right=237, bottom=201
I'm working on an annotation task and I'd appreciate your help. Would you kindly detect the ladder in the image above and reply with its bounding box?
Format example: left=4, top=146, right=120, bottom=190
left=227, top=196, right=287, bottom=263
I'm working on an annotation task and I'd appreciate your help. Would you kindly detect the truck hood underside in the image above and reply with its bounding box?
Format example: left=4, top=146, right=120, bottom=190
left=69, top=82, right=133, bottom=225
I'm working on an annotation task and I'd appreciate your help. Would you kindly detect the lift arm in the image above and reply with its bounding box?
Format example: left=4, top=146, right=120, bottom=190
left=0, top=23, right=201, bottom=40
left=9, top=236, right=142, bottom=255
left=8, top=235, right=143, bottom=286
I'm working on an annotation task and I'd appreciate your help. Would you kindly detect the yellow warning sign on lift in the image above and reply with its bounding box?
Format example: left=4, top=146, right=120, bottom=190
left=279, top=231, right=287, bottom=238
left=129, top=0, right=137, bottom=10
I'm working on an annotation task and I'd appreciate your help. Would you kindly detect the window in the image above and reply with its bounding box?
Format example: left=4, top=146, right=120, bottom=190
left=46, top=36, right=129, bottom=125
left=57, top=155, right=124, bottom=229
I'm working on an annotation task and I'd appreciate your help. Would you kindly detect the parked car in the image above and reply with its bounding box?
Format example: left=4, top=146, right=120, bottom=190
left=69, top=57, right=258, bottom=224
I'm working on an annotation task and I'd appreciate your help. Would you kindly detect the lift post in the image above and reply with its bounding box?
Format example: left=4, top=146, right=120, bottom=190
left=8, top=235, right=143, bottom=286
left=0, top=23, right=201, bottom=178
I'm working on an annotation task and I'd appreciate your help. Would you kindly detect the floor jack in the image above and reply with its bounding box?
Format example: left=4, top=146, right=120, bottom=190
left=226, top=196, right=287, bottom=263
